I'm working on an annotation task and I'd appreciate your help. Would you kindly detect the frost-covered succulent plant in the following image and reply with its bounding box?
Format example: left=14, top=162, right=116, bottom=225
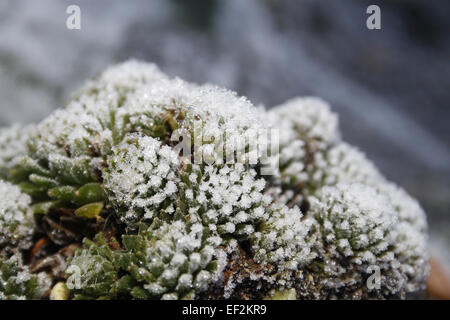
left=267, top=97, right=340, bottom=190
left=267, top=97, right=429, bottom=299
left=8, top=60, right=265, bottom=218
left=0, top=180, right=35, bottom=250
left=0, top=60, right=429, bottom=300
left=0, top=253, right=51, bottom=300
left=307, top=183, right=428, bottom=298
left=252, top=204, right=316, bottom=272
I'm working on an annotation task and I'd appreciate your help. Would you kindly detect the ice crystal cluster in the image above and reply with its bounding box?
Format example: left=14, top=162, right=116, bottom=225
left=0, top=61, right=428, bottom=300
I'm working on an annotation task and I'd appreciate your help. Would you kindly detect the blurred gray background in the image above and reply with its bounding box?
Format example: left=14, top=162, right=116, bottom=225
left=0, top=0, right=449, bottom=266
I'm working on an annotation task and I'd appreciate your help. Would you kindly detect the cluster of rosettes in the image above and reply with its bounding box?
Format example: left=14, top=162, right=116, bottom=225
left=105, top=131, right=270, bottom=236
left=128, top=219, right=227, bottom=300
left=9, top=60, right=266, bottom=219
left=269, top=97, right=340, bottom=150
left=7, top=61, right=170, bottom=216
left=268, top=98, right=428, bottom=298
left=0, top=61, right=282, bottom=299
left=0, top=60, right=429, bottom=300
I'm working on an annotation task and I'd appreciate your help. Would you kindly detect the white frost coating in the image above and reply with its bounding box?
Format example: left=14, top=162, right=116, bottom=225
left=269, top=96, right=340, bottom=149
left=0, top=253, right=51, bottom=300
left=0, top=180, right=34, bottom=249
left=120, top=76, right=266, bottom=164
left=35, top=60, right=265, bottom=165
left=376, top=182, right=429, bottom=293
left=0, top=124, right=36, bottom=178
left=305, top=142, right=385, bottom=193
left=66, top=245, right=110, bottom=291
left=1, top=60, right=428, bottom=299
left=161, top=293, right=178, bottom=300
left=104, top=133, right=180, bottom=224
left=73, top=59, right=169, bottom=100
left=380, top=182, right=427, bottom=232
left=185, top=162, right=268, bottom=238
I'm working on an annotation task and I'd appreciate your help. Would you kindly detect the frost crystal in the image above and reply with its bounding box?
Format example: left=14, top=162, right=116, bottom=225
left=183, top=162, right=268, bottom=239
left=375, top=182, right=429, bottom=294
left=11, top=60, right=266, bottom=217
left=310, top=183, right=397, bottom=261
